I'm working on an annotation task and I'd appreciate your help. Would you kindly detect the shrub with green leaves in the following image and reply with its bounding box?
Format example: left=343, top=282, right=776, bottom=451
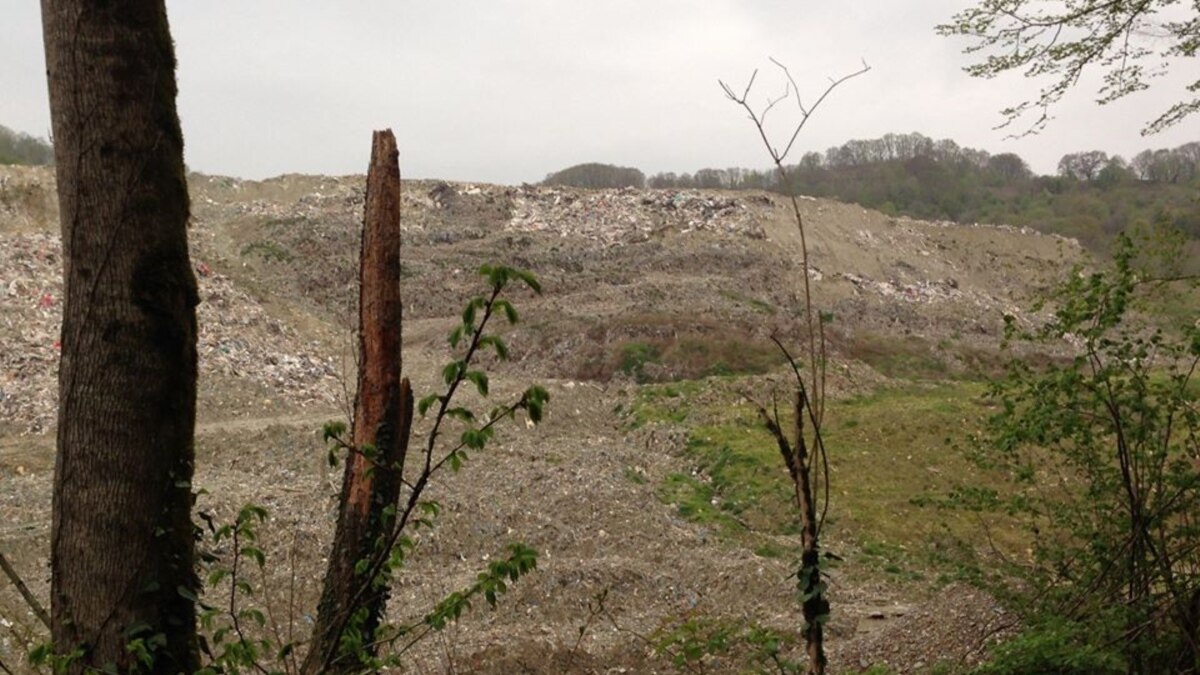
left=184, top=264, right=549, bottom=674
left=962, top=231, right=1200, bottom=673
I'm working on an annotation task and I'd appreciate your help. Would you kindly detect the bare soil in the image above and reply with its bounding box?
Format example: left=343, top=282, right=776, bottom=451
left=0, top=166, right=1077, bottom=673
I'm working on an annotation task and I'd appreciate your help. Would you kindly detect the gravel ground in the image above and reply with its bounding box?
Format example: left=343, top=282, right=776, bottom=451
left=0, top=168, right=1081, bottom=673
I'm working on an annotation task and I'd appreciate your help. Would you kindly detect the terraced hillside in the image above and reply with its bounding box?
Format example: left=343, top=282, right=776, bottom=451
left=0, top=165, right=1086, bottom=673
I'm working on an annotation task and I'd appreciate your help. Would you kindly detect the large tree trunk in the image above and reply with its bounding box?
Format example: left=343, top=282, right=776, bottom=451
left=303, top=130, right=410, bottom=674
left=41, top=2, right=199, bottom=672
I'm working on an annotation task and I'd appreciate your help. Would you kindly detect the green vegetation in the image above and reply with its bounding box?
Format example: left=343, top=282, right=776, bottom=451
left=542, top=162, right=645, bottom=189
left=652, top=617, right=802, bottom=673
left=239, top=240, right=293, bottom=262
left=940, top=233, right=1200, bottom=673
left=719, top=290, right=777, bottom=315
left=629, top=378, right=1020, bottom=576
left=938, top=0, right=1199, bottom=135
left=605, top=331, right=783, bottom=384
left=617, top=341, right=662, bottom=382
left=0, top=124, right=53, bottom=166
left=648, top=133, right=1200, bottom=254
left=841, top=333, right=950, bottom=380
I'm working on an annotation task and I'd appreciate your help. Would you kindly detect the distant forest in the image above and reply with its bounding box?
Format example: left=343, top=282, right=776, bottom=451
left=0, top=124, right=53, bottom=166
left=545, top=132, right=1200, bottom=252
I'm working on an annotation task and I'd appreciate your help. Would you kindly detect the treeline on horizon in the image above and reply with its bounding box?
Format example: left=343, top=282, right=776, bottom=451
left=544, top=132, right=1200, bottom=252
left=0, top=123, right=53, bottom=166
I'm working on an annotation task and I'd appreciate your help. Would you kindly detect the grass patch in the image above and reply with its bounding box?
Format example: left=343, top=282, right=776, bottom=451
left=570, top=314, right=786, bottom=383
left=619, top=341, right=662, bottom=383
left=841, top=331, right=1016, bottom=381
left=632, top=378, right=1023, bottom=583
left=841, top=333, right=949, bottom=380
left=660, top=473, right=744, bottom=534
left=608, top=334, right=782, bottom=383
left=626, top=380, right=700, bottom=428
left=719, top=290, right=778, bottom=315
left=239, top=240, right=293, bottom=262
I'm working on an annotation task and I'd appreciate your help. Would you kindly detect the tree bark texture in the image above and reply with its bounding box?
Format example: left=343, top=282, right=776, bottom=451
left=793, top=391, right=827, bottom=675
left=41, top=1, right=199, bottom=672
left=304, top=130, right=410, bottom=674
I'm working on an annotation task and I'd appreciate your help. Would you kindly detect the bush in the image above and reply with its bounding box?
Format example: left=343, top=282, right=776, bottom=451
left=965, top=230, right=1200, bottom=673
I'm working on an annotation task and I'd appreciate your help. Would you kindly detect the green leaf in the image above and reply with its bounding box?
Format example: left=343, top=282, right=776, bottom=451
left=466, top=370, right=489, bottom=396
left=462, top=301, right=477, bottom=328
left=443, top=360, right=464, bottom=385
left=239, top=608, right=266, bottom=627
left=479, top=334, right=509, bottom=360
left=241, top=546, right=266, bottom=567
left=240, top=504, right=268, bottom=522
left=496, top=299, right=519, bottom=324
left=462, top=429, right=486, bottom=450
left=514, top=269, right=542, bottom=294
left=207, top=568, right=229, bottom=587
left=418, top=393, right=440, bottom=416
left=322, top=420, right=347, bottom=442
left=480, top=264, right=507, bottom=289
left=176, top=585, right=199, bottom=603
left=446, top=407, right=475, bottom=422
left=522, top=385, right=550, bottom=424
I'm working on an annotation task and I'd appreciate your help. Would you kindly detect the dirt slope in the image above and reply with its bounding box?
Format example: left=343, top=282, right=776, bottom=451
left=0, top=166, right=1077, bottom=672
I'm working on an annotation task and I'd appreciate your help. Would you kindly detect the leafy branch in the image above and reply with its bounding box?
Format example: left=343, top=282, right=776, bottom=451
left=937, top=0, right=1200, bottom=135
left=314, top=264, right=547, bottom=672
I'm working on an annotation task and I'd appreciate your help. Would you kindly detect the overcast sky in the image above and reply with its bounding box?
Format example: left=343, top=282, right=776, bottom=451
left=2, top=1, right=1196, bottom=183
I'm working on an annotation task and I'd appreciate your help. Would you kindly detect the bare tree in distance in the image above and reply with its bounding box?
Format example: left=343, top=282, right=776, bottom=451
left=720, top=58, right=869, bottom=675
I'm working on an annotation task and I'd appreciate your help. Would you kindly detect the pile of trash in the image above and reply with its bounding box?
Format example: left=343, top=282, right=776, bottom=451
left=0, top=231, right=339, bottom=434
left=835, top=270, right=991, bottom=305
left=194, top=264, right=340, bottom=406
left=506, top=185, right=767, bottom=244
left=189, top=173, right=365, bottom=226
left=0, top=232, right=61, bottom=432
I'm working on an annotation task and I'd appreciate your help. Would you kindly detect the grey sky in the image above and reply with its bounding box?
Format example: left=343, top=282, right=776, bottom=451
left=2, top=1, right=1196, bottom=183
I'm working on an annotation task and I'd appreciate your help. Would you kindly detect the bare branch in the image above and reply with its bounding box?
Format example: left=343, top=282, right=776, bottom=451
left=0, top=549, right=49, bottom=630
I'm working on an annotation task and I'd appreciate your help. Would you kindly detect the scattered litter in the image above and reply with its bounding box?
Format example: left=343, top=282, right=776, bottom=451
left=0, top=231, right=339, bottom=434
left=507, top=185, right=767, bottom=244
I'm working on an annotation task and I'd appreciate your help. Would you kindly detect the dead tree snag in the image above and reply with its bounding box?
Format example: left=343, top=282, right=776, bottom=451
left=304, top=129, right=412, bottom=674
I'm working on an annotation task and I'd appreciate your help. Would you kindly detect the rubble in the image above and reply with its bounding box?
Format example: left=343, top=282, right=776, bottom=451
left=0, top=231, right=340, bottom=434
left=507, top=185, right=767, bottom=244
left=0, top=232, right=60, bottom=432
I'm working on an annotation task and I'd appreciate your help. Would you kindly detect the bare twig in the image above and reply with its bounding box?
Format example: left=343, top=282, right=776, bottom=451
left=565, top=588, right=609, bottom=671
left=257, top=525, right=294, bottom=675
left=287, top=525, right=301, bottom=675
left=0, top=549, right=49, bottom=629
left=721, top=59, right=868, bottom=408
left=722, top=59, right=867, bottom=675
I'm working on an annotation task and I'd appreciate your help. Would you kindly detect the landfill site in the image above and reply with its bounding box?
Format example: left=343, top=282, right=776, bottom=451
left=0, top=165, right=1085, bottom=672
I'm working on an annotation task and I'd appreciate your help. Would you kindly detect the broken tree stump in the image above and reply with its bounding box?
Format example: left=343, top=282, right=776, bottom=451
left=303, top=129, right=412, bottom=674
